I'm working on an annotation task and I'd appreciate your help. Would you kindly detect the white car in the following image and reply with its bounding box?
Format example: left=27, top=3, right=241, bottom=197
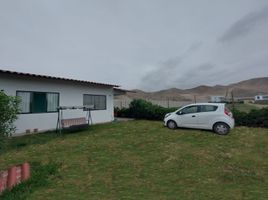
left=164, top=103, right=235, bottom=135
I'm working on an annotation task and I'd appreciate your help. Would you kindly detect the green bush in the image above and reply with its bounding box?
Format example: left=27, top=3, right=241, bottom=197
left=0, top=91, right=20, bottom=136
left=114, top=107, right=131, bottom=118
left=232, top=108, right=268, bottom=128
left=0, top=91, right=20, bottom=152
left=115, top=99, right=177, bottom=120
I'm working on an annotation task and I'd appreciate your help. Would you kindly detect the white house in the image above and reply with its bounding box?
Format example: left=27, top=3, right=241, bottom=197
left=0, top=69, right=120, bottom=135
left=254, top=95, right=268, bottom=105
left=210, top=96, right=226, bottom=103
left=255, top=95, right=268, bottom=101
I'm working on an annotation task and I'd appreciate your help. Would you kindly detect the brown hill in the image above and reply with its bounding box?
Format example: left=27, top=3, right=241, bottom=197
left=119, top=77, right=268, bottom=101
left=129, top=88, right=189, bottom=101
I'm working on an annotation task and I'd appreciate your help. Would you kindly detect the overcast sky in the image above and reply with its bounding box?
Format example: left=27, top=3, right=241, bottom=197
left=1, top=0, right=268, bottom=91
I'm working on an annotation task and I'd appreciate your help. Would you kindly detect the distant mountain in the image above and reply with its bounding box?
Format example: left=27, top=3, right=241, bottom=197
left=230, top=77, right=268, bottom=91
left=117, top=77, right=268, bottom=102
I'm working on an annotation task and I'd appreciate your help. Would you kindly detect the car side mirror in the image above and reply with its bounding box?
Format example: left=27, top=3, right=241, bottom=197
left=177, top=111, right=184, bottom=115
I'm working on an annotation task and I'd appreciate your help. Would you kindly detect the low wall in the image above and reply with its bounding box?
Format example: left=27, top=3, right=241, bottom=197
left=0, top=162, right=30, bottom=194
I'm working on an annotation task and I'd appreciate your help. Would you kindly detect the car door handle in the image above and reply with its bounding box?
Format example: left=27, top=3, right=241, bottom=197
left=192, top=115, right=196, bottom=117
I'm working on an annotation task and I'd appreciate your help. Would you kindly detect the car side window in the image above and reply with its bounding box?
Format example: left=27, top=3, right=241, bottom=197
left=200, top=105, right=218, bottom=112
left=180, top=106, right=199, bottom=114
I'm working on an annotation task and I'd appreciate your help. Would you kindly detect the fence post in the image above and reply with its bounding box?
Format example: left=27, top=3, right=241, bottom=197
left=7, top=166, right=17, bottom=190
left=0, top=170, right=8, bottom=193
left=21, top=162, right=30, bottom=181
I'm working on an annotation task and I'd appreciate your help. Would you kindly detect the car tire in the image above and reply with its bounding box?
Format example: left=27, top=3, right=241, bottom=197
left=167, top=120, right=177, bottom=129
left=213, top=122, right=230, bottom=135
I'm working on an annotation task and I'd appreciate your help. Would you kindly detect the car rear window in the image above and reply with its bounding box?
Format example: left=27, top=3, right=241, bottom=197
left=200, top=105, right=218, bottom=112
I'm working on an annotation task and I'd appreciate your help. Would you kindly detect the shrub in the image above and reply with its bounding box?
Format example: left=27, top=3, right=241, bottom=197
left=0, top=91, right=20, bottom=136
left=115, top=99, right=177, bottom=120
left=232, top=108, right=268, bottom=128
left=114, top=107, right=131, bottom=118
left=0, top=91, right=20, bottom=151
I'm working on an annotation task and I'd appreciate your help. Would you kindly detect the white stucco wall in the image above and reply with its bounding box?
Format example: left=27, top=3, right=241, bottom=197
left=0, top=74, right=114, bottom=135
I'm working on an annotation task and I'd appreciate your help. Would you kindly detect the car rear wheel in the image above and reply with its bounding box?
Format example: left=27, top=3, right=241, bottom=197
left=213, top=122, right=230, bottom=135
left=167, top=120, right=177, bottom=129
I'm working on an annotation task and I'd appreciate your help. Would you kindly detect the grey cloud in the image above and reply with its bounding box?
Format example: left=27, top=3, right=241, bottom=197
left=219, top=5, right=268, bottom=42
left=187, top=42, right=203, bottom=53
left=139, top=56, right=184, bottom=91
left=170, top=63, right=218, bottom=89
left=0, top=1, right=268, bottom=91
left=139, top=42, right=203, bottom=90
left=140, top=60, right=217, bottom=91
left=196, top=63, right=215, bottom=71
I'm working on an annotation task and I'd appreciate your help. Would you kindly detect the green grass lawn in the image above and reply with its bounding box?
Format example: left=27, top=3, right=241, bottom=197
left=1, top=120, right=268, bottom=200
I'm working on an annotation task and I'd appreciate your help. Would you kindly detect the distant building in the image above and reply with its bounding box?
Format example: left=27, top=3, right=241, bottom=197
left=255, top=95, right=268, bottom=101
left=210, top=96, right=226, bottom=103
left=254, top=95, right=268, bottom=104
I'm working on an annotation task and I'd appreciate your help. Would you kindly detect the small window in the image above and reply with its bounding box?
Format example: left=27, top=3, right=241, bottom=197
left=83, top=94, right=106, bottom=110
left=200, top=105, right=218, bottom=112
left=17, top=91, right=59, bottom=113
left=180, top=106, right=199, bottom=114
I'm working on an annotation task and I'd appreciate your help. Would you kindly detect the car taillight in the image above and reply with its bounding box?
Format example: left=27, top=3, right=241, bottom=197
left=224, top=107, right=233, bottom=118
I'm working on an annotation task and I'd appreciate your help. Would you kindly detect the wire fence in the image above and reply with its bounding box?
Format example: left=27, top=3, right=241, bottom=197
left=114, top=99, right=194, bottom=109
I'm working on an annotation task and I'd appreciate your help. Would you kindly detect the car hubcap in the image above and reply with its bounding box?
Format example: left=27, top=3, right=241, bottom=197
left=168, top=122, right=175, bottom=129
left=216, top=124, right=227, bottom=134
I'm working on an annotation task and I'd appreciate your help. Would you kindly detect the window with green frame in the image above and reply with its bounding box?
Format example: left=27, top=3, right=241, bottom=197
left=83, top=94, right=106, bottom=110
left=16, top=91, right=59, bottom=113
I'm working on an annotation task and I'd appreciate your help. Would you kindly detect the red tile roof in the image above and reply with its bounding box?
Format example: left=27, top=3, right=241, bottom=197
left=0, top=69, right=119, bottom=87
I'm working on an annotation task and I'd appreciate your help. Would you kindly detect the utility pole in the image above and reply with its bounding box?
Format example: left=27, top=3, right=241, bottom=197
left=231, top=91, right=235, bottom=110
left=225, top=88, right=229, bottom=103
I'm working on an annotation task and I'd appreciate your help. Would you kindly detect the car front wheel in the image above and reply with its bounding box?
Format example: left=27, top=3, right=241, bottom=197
left=167, top=120, right=177, bottom=129
left=213, top=122, right=230, bottom=135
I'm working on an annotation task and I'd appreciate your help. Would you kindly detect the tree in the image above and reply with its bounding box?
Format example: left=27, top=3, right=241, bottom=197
left=0, top=90, right=20, bottom=137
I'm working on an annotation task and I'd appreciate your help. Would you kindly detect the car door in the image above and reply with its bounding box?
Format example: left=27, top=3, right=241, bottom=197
left=175, top=105, right=200, bottom=128
left=197, top=105, right=219, bottom=129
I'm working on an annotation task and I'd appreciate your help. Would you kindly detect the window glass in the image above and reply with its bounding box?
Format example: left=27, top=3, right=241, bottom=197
left=17, top=92, right=31, bottom=113
left=84, top=94, right=94, bottom=106
left=94, top=96, right=101, bottom=109
left=16, top=91, right=59, bottom=113
left=31, top=93, right=47, bottom=113
left=181, top=106, right=198, bottom=114
left=83, top=94, right=106, bottom=110
left=201, top=105, right=218, bottom=112
left=47, top=93, right=59, bottom=112
left=99, top=96, right=106, bottom=109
